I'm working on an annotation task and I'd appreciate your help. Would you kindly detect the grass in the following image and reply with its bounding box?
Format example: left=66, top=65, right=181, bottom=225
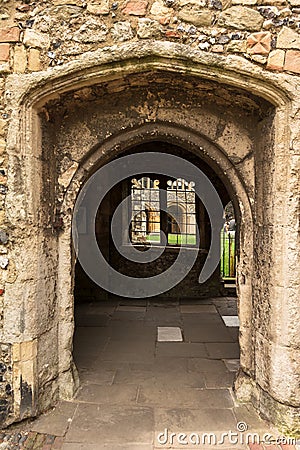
left=220, top=231, right=236, bottom=279
left=145, top=233, right=197, bottom=245
left=144, top=231, right=236, bottom=279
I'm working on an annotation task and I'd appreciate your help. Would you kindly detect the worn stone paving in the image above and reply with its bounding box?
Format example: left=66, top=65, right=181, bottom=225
left=1, top=297, right=298, bottom=450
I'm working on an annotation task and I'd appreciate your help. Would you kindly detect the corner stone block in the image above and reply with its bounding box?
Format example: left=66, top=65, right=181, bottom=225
left=0, top=27, right=20, bottom=43
left=28, top=48, right=41, bottom=71
left=284, top=50, right=300, bottom=74
left=277, top=26, right=300, bottom=50
left=23, top=30, right=50, bottom=49
left=122, top=0, right=148, bottom=15
left=267, top=49, right=285, bottom=71
left=247, top=31, right=271, bottom=55
left=13, top=45, right=27, bottom=73
left=0, top=44, right=9, bottom=62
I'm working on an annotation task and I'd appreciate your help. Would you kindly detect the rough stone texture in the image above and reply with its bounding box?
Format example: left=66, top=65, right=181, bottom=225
left=0, top=27, right=20, bottom=43
left=87, top=1, right=110, bottom=15
left=0, top=44, right=9, bottom=62
left=267, top=49, right=285, bottom=70
left=284, top=50, right=300, bottom=73
left=0, top=0, right=299, bottom=441
left=23, top=30, right=50, bottom=49
left=218, top=6, right=264, bottom=30
left=178, top=6, right=213, bottom=26
left=111, top=21, right=133, bottom=41
left=28, top=49, right=41, bottom=72
left=277, top=26, right=300, bottom=49
left=123, top=0, right=148, bottom=16
left=137, top=18, right=160, bottom=38
left=13, top=45, right=27, bottom=73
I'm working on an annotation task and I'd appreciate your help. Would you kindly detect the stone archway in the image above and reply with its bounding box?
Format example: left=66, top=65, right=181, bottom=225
left=3, top=42, right=299, bottom=434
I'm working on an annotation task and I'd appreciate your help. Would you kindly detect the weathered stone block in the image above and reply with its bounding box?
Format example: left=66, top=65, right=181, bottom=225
left=137, top=18, right=160, bottom=38
left=0, top=44, right=9, bottom=62
left=58, top=162, right=79, bottom=188
left=227, top=39, right=247, bottom=52
left=28, top=49, right=41, bottom=72
left=73, top=19, right=108, bottom=43
left=23, top=30, right=50, bottom=49
left=247, top=31, right=271, bottom=55
left=218, top=6, right=264, bottom=30
left=13, top=45, right=27, bottom=73
left=87, top=1, right=110, bottom=15
left=211, top=44, right=224, bottom=52
left=111, top=22, right=133, bottom=41
left=0, top=27, right=20, bottom=43
left=284, top=49, right=300, bottom=73
left=178, top=7, right=212, bottom=26
left=123, top=0, right=148, bottom=15
left=266, top=49, right=285, bottom=71
left=277, top=26, right=300, bottom=49
left=150, top=0, right=171, bottom=17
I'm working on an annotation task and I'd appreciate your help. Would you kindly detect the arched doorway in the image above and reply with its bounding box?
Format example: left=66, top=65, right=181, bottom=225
left=5, top=44, right=299, bottom=435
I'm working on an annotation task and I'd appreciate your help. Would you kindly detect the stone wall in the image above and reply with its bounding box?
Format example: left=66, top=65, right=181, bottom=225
left=0, top=0, right=299, bottom=437
left=2, top=0, right=300, bottom=74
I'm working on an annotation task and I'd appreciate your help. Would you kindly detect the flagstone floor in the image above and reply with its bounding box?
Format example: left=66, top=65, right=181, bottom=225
left=6, top=297, right=299, bottom=450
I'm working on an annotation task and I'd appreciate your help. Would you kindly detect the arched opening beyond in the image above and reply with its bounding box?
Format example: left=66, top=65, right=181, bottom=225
left=71, top=137, right=244, bottom=402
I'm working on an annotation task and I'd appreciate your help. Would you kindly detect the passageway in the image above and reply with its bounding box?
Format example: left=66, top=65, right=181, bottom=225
left=28, top=297, right=276, bottom=449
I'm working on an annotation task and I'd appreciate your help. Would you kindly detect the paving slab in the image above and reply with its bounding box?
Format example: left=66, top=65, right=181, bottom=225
left=188, top=358, right=228, bottom=373
left=147, top=357, right=189, bottom=373
left=119, top=298, right=148, bottom=306
left=117, top=305, right=147, bottom=312
left=213, top=298, right=238, bottom=315
left=183, top=323, right=235, bottom=343
left=138, top=387, right=233, bottom=408
left=31, top=401, right=78, bottom=436
left=204, top=371, right=236, bottom=388
left=228, top=327, right=239, bottom=341
left=180, top=305, right=217, bottom=313
left=75, top=313, right=110, bottom=327
left=77, top=366, right=116, bottom=385
left=74, top=326, right=112, bottom=342
left=182, top=313, right=224, bottom=325
left=65, top=404, right=154, bottom=445
left=157, top=326, right=183, bottom=342
left=111, top=311, right=146, bottom=321
left=154, top=406, right=237, bottom=433
left=205, top=342, right=240, bottom=359
left=145, top=307, right=182, bottom=324
left=99, top=352, right=155, bottom=364
left=155, top=342, right=207, bottom=358
left=222, top=315, right=240, bottom=327
left=75, top=383, right=138, bottom=405
left=113, top=366, right=205, bottom=388
left=108, top=322, right=156, bottom=341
